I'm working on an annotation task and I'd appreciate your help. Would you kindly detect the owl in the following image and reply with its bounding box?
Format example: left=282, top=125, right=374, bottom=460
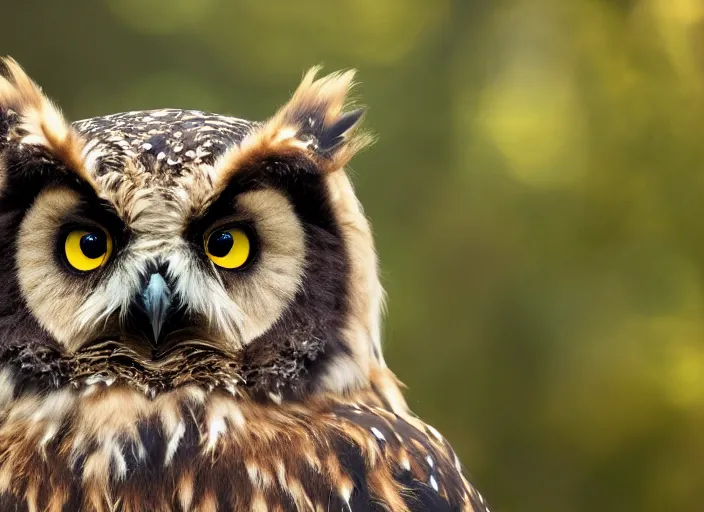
left=0, top=58, right=489, bottom=512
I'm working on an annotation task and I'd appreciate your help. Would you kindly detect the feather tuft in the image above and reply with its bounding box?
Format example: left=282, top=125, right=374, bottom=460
left=0, top=57, right=94, bottom=186
left=212, top=67, right=373, bottom=193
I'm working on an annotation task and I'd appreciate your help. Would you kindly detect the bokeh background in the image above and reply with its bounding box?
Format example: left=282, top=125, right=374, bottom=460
left=3, top=0, right=704, bottom=510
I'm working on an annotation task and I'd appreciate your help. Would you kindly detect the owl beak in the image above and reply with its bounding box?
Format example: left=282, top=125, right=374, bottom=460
left=139, top=273, right=173, bottom=343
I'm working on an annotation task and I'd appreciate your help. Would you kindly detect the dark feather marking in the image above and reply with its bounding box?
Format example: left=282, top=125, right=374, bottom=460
left=401, top=477, right=457, bottom=512
left=0, top=145, right=94, bottom=206
left=334, top=436, right=384, bottom=512
left=177, top=399, right=205, bottom=462
left=0, top=107, right=17, bottom=151
left=317, top=108, right=365, bottom=155
left=132, top=419, right=166, bottom=474
left=0, top=493, right=27, bottom=511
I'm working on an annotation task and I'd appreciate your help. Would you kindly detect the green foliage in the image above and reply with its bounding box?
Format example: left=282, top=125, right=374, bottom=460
left=3, top=0, right=704, bottom=509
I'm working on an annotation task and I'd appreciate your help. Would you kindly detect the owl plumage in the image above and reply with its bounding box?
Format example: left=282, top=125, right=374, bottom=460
left=0, top=58, right=489, bottom=511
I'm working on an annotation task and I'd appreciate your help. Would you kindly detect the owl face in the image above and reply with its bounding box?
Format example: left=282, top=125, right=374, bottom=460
left=0, top=60, right=384, bottom=398
left=19, top=111, right=309, bottom=352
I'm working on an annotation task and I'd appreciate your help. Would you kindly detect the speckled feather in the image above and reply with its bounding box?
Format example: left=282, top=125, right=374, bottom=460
left=73, top=109, right=254, bottom=180
left=0, top=59, right=490, bottom=511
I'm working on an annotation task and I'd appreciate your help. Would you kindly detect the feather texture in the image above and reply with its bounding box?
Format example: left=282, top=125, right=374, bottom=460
left=0, top=367, right=488, bottom=512
left=0, top=59, right=489, bottom=511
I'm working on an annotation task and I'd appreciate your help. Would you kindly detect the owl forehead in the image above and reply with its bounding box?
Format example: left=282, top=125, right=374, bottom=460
left=72, top=109, right=255, bottom=185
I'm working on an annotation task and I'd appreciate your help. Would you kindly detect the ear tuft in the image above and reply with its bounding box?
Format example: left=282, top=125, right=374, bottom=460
left=268, top=66, right=373, bottom=169
left=275, top=66, right=357, bottom=132
left=0, top=57, right=93, bottom=186
left=213, top=67, right=373, bottom=191
left=317, top=107, right=366, bottom=155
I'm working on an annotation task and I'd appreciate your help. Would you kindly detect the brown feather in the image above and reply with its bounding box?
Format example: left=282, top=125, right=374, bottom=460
left=0, top=370, right=488, bottom=511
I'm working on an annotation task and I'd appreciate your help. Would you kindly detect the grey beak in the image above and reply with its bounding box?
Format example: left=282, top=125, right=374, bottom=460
left=140, top=273, right=173, bottom=342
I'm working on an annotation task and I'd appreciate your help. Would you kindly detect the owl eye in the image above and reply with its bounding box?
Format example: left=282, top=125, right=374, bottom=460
left=205, top=227, right=251, bottom=269
left=63, top=228, right=113, bottom=272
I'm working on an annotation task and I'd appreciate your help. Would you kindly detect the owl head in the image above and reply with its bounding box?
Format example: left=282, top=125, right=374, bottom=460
left=0, top=58, right=391, bottom=401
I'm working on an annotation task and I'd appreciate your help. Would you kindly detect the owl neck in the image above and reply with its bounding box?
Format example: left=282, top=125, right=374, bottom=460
left=0, top=334, right=348, bottom=402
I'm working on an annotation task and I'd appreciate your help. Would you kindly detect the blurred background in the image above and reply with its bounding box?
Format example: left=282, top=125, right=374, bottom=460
left=2, top=0, right=704, bottom=510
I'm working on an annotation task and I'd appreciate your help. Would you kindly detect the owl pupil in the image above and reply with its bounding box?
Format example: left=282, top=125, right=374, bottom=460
left=80, top=233, right=106, bottom=259
left=208, top=232, right=234, bottom=257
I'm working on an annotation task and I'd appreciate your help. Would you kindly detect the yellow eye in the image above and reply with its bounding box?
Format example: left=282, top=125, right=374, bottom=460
left=205, top=227, right=251, bottom=269
left=64, top=228, right=113, bottom=272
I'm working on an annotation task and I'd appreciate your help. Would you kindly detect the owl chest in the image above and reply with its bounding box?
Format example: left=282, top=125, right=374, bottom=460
left=0, top=385, right=417, bottom=512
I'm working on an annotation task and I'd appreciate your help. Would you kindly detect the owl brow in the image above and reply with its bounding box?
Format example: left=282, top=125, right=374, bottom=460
left=59, top=196, right=125, bottom=231
left=0, top=155, right=98, bottom=210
